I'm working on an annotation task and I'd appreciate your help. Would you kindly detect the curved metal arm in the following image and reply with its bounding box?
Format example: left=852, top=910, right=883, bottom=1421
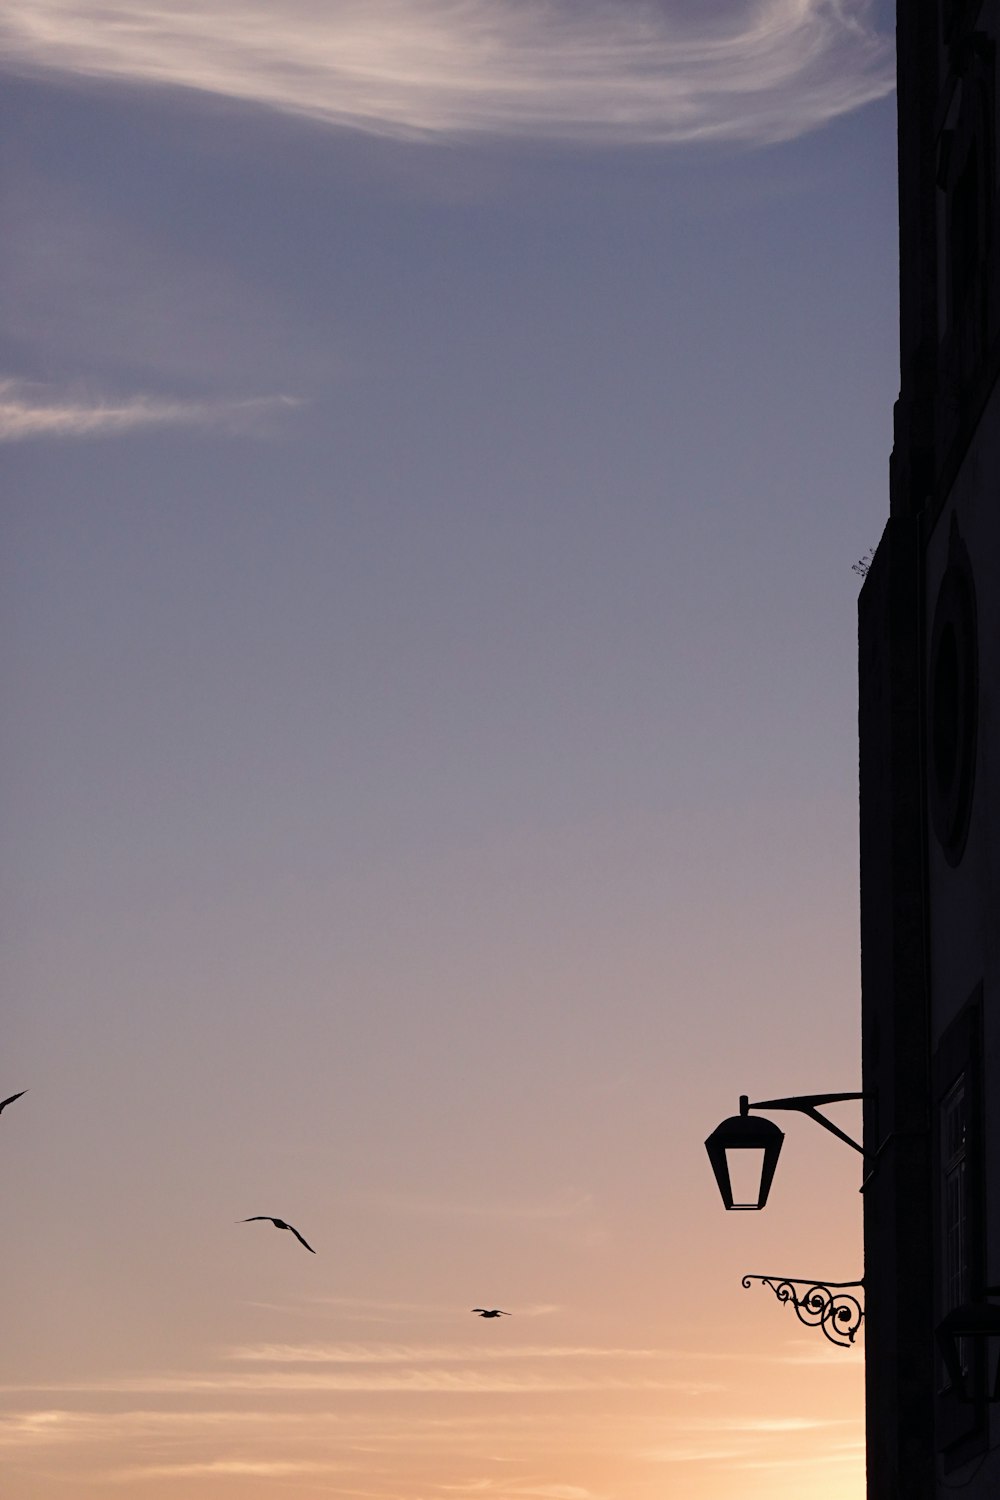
left=748, top=1092, right=870, bottom=1158
left=742, top=1275, right=865, bottom=1348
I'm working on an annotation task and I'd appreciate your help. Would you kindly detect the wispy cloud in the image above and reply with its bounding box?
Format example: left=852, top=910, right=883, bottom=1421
left=0, top=1400, right=861, bottom=1494
left=637, top=1443, right=749, bottom=1464
left=638, top=1414, right=855, bottom=1459
left=726, top=1442, right=865, bottom=1470
left=0, top=377, right=301, bottom=442
left=0, top=1367, right=716, bottom=1396
left=2, top=1, right=893, bottom=147
left=439, top=1486, right=602, bottom=1500
left=775, top=1338, right=867, bottom=1365
left=0, top=1405, right=599, bottom=1448
left=0, top=1335, right=723, bottom=1401
left=108, top=1459, right=344, bottom=1481
left=226, top=1341, right=668, bottom=1365
left=0, top=1410, right=299, bottom=1447
left=636, top=1416, right=865, bottom=1474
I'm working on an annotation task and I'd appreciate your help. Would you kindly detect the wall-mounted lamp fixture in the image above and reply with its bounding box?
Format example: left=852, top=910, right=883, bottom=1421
left=704, top=1092, right=867, bottom=1211
left=935, top=1290, right=1000, bottom=1403
left=705, top=1089, right=869, bottom=1346
left=703, top=1096, right=784, bottom=1210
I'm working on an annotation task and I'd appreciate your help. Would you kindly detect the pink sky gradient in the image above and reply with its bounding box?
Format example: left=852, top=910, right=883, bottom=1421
left=2, top=2, right=893, bottom=1495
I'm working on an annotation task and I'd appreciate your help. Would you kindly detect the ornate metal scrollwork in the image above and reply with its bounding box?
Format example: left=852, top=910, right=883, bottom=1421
left=741, top=1275, right=865, bottom=1348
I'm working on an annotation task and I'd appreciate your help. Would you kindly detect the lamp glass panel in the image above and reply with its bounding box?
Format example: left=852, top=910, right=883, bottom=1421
left=725, top=1145, right=767, bottom=1209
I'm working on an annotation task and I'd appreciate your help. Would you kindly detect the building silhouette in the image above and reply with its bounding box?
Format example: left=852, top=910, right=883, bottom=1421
left=860, top=3, right=1000, bottom=1495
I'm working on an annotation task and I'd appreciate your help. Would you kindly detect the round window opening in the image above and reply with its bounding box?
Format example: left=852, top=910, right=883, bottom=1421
left=928, top=531, right=978, bottom=864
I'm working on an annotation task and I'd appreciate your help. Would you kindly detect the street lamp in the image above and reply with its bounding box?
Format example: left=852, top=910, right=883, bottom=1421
left=705, top=1090, right=867, bottom=1211
left=935, top=1291, right=1000, bottom=1403
left=703, top=1096, right=785, bottom=1210
left=705, top=1089, right=869, bottom=1347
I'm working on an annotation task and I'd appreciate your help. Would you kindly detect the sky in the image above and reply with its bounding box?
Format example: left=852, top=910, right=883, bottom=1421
left=1, top=3, right=897, bottom=1497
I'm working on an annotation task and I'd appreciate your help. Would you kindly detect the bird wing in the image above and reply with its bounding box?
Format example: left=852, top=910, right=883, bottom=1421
left=288, top=1225, right=316, bottom=1253
left=0, top=1090, right=27, bottom=1114
left=241, top=1216, right=275, bottom=1224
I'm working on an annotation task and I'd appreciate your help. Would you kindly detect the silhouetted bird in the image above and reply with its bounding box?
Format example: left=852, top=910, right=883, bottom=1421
left=241, top=1216, right=316, bottom=1253
left=0, top=1091, right=26, bottom=1116
left=472, top=1308, right=510, bottom=1318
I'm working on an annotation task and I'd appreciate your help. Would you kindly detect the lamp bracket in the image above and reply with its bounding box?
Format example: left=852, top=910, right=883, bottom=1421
left=741, top=1275, right=865, bottom=1348
left=748, top=1092, right=870, bottom=1158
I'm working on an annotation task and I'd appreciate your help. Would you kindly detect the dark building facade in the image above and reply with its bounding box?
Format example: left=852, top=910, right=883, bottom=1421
left=860, top=3, right=1000, bottom=1496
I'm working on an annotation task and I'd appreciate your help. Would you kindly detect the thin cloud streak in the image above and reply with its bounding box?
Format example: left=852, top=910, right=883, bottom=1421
left=641, top=1444, right=751, bottom=1464
left=1, top=1401, right=860, bottom=1491
left=0, top=1369, right=719, bottom=1396
left=726, top=1444, right=865, bottom=1470
left=0, top=378, right=301, bottom=442
left=108, top=1459, right=344, bottom=1480
left=226, top=1342, right=672, bottom=1364
left=0, top=1406, right=606, bottom=1450
left=0, top=1410, right=297, bottom=1447
left=1, top=1, right=893, bottom=147
left=638, top=1416, right=854, bottom=1459
left=438, top=1487, right=602, bottom=1500
left=0, top=1406, right=575, bottom=1448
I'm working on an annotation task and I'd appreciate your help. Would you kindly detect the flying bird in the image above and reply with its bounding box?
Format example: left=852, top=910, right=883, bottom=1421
left=472, top=1308, right=510, bottom=1318
left=240, top=1216, right=316, bottom=1253
left=0, top=1091, right=26, bottom=1116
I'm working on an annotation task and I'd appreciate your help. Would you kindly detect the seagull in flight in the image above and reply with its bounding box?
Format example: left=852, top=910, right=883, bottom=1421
left=472, top=1308, right=511, bottom=1318
left=0, top=1091, right=26, bottom=1116
left=240, top=1216, right=316, bottom=1253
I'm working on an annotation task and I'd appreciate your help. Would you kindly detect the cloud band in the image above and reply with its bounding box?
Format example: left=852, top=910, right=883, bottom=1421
left=1, top=1, right=893, bottom=147
left=0, top=379, right=299, bottom=442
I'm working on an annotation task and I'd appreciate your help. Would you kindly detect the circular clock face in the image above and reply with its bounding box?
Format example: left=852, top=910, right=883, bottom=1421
left=928, top=525, right=978, bottom=865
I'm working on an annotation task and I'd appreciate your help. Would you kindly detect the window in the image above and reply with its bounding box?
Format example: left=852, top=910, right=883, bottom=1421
left=934, top=993, right=986, bottom=1464
left=949, top=142, right=979, bottom=320
left=928, top=518, right=978, bottom=865
left=941, top=1076, right=970, bottom=1385
left=935, top=35, right=995, bottom=387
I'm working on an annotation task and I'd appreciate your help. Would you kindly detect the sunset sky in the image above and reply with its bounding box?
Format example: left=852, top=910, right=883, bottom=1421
left=2, top=3, right=894, bottom=1496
